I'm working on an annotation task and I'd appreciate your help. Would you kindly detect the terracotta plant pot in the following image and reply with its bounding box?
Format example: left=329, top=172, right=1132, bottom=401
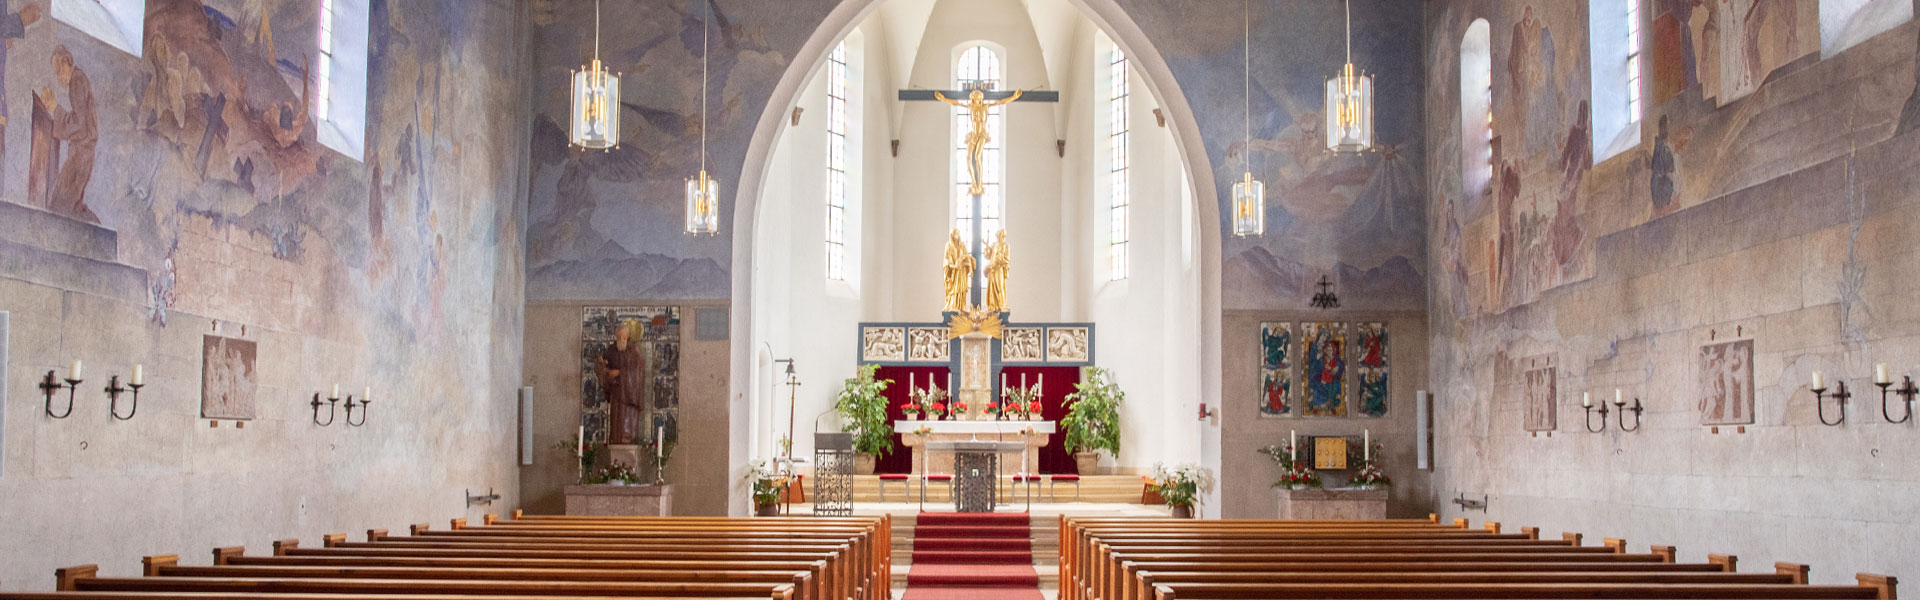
left=854, top=453, right=877, bottom=475
left=754, top=501, right=780, bottom=517
left=1170, top=505, right=1194, bottom=519
left=1073, top=451, right=1100, bottom=476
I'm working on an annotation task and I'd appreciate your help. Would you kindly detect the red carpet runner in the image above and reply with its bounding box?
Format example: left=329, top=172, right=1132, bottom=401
left=903, top=512, right=1043, bottom=600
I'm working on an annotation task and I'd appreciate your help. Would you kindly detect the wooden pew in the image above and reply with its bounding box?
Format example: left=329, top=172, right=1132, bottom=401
left=47, top=565, right=799, bottom=600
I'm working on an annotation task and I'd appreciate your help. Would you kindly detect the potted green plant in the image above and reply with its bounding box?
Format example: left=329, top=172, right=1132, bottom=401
left=1061, top=367, right=1123, bottom=475
left=835, top=365, right=894, bottom=475
left=1147, top=463, right=1212, bottom=518
left=745, top=459, right=784, bottom=516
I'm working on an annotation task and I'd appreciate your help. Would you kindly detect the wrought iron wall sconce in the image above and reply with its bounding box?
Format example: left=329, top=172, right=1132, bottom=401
left=1811, top=372, right=1849, bottom=426
left=1879, top=374, right=1915, bottom=425
left=345, top=392, right=372, bottom=428
left=103, top=375, right=145, bottom=421
left=1582, top=391, right=1642, bottom=432
left=311, top=391, right=343, bottom=426
left=40, top=367, right=82, bottom=419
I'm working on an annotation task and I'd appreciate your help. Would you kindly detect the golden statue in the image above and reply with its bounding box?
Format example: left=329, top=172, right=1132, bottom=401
left=935, top=88, right=1022, bottom=195
left=983, top=229, right=1011, bottom=312
left=941, top=229, right=975, bottom=312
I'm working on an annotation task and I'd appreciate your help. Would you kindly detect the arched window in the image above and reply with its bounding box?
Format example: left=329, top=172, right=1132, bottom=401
left=953, top=45, right=1004, bottom=249
left=1460, top=19, right=1492, bottom=199
left=1821, top=0, right=1912, bottom=57
left=824, top=41, right=851, bottom=281
left=315, top=0, right=370, bottom=160
left=1107, top=47, right=1130, bottom=281
left=1589, top=0, right=1642, bottom=162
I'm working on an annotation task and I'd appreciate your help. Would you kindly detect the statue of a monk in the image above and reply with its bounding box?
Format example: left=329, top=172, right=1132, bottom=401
left=935, top=88, right=1022, bottom=195
left=942, top=229, right=975, bottom=312
left=984, top=229, right=1010, bottom=312
left=594, top=319, right=647, bottom=445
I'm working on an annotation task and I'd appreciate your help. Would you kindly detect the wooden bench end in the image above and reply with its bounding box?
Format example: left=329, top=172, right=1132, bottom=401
left=450, top=517, right=467, bottom=530
left=512, top=508, right=523, bottom=519
left=140, top=554, right=179, bottom=576
left=410, top=523, right=431, bottom=535
left=1484, top=521, right=1502, bottom=534
left=322, top=533, right=346, bottom=548
left=211, top=546, right=244, bottom=565
left=1452, top=517, right=1469, bottom=529
left=1603, top=537, right=1626, bottom=553
left=54, top=564, right=98, bottom=592
left=1775, top=562, right=1810, bottom=584
left=1428, top=513, right=1439, bottom=523
left=1561, top=531, right=1583, bottom=546
left=484, top=513, right=498, bottom=525
left=1650, top=544, right=1676, bottom=563
left=366, top=528, right=388, bottom=541
left=271, top=538, right=299, bottom=555
left=1857, top=573, right=1897, bottom=600
left=1520, top=526, right=1539, bottom=540
left=1709, top=553, right=1739, bottom=572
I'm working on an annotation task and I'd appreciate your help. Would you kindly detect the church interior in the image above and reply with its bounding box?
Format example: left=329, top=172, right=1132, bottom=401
left=0, top=0, right=1916, bottom=598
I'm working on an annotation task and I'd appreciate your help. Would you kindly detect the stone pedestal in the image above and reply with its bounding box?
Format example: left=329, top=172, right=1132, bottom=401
left=1276, top=487, right=1387, bottom=519
left=565, top=483, right=674, bottom=516
left=896, top=420, right=1054, bottom=474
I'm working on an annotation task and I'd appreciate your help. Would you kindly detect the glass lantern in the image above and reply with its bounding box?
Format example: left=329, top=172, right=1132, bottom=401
left=1325, top=62, right=1373, bottom=153
left=570, top=59, right=620, bottom=150
left=1231, top=171, right=1264, bottom=238
left=685, top=170, right=720, bottom=235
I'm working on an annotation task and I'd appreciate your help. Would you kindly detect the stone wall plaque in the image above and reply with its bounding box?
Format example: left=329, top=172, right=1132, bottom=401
left=1002, top=327, right=1043, bottom=362
left=861, top=327, right=905, bottom=362
left=907, top=327, right=951, bottom=362
left=1698, top=339, right=1754, bottom=426
left=1045, top=327, right=1089, bottom=362
left=200, top=335, right=258, bottom=420
left=1523, top=356, right=1557, bottom=432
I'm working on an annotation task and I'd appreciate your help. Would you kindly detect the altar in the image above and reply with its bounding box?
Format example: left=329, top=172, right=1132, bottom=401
left=897, top=420, right=1055, bottom=475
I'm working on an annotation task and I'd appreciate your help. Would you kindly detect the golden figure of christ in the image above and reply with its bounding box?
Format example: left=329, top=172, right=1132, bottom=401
left=935, top=89, right=1022, bottom=195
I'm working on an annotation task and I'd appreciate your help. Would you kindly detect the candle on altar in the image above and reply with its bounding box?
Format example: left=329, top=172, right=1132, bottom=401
left=1363, top=429, right=1370, bottom=460
left=656, top=426, right=665, bottom=460
left=1290, top=430, right=1297, bottom=452
left=911, top=372, right=917, bottom=393
left=131, top=364, right=144, bottom=386
left=577, top=425, right=585, bottom=459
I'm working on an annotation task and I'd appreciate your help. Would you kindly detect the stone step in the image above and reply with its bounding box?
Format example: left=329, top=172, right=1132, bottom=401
left=0, top=201, right=120, bottom=262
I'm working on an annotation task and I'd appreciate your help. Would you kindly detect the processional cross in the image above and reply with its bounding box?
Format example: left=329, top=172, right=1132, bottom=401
left=898, top=84, right=1058, bottom=317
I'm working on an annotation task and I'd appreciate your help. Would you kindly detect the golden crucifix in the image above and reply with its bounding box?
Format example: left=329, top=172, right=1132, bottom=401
left=935, top=89, right=1023, bottom=195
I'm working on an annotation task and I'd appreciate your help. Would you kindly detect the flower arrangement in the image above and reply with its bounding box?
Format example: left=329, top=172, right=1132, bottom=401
left=910, top=386, right=948, bottom=419
left=899, top=402, right=922, bottom=420
left=952, top=401, right=969, bottom=417
left=1017, top=426, right=1036, bottom=436
left=912, top=425, right=933, bottom=435
left=1349, top=443, right=1390, bottom=489
left=744, top=459, right=785, bottom=515
left=585, top=462, right=641, bottom=485
left=1027, top=400, right=1043, bottom=418
left=1004, top=382, right=1042, bottom=420
left=555, top=432, right=598, bottom=484
left=1147, top=462, right=1214, bottom=517
left=930, top=402, right=949, bottom=420
left=1259, top=444, right=1321, bottom=489
left=986, top=401, right=1003, bottom=418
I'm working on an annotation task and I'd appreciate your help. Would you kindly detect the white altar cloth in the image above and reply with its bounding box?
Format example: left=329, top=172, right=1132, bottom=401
left=893, top=420, right=1056, bottom=435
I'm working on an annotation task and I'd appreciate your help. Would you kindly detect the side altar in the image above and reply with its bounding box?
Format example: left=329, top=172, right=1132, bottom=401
left=896, top=420, right=1056, bottom=475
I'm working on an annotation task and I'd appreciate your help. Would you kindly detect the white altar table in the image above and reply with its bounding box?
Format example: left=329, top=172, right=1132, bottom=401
left=895, top=420, right=1054, bottom=475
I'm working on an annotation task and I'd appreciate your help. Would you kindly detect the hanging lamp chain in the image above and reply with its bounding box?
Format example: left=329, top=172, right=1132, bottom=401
left=700, top=0, right=710, bottom=173
left=1242, top=0, right=1250, bottom=167
left=593, top=0, right=601, bottom=62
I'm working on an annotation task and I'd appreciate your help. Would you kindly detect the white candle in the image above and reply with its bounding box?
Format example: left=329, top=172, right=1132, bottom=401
left=656, top=426, right=665, bottom=459
left=577, top=425, right=585, bottom=461
left=1582, top=392, right=1591, bottom=408
left=69, top=359, right=82, bottom=380
left=131, top=364, right=144, bottom=386
left=1812, top=371, right=1826, bottom=390
left=1363, top=429, right=1370, bottom=461
left=1038, top=373, right=1043, bottom=389
left=1875, top=364, right=1890, bottom=385
left=1290, top=430, right=1297, bottom=451
left=331, top=383, right=341, bottom=399
left=364, top=387, right=372, bottom=402
left=1614, top=389, right=1623, bottom=405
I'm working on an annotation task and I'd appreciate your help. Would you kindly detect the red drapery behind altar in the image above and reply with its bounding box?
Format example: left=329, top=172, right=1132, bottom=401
left=1001, top=366, right=1083, bottom=474
left=873, top=366, right=949, bottom=474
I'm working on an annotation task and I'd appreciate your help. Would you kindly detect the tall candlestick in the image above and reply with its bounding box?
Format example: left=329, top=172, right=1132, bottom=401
left=131, top=364, right=144, bottom=386
left=1875, top=364, right=1890, bottom=385
left=656, top=426, right=665, bottom=459
left=1363, top=429, right=1370, bottom=461
left=577, top=425, right=585, bottom=459
left=1812, top=371, right=1826, bottom=390
left=1582, top=392, right=1591, bottom=408
left=69, top=359, right=82, bottom=380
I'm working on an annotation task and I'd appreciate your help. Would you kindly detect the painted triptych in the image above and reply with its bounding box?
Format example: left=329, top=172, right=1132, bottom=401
left=1259, top=322, right=1293, bottom=417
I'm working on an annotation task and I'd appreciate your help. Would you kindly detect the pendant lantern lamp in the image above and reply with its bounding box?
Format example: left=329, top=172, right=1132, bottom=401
left=570, top=0, right=619, bottom=150
left=1326, top=0, right=1373, bottom=153
left=685, top=0, right=720, bottom=235
left=1231, top=0, right=1265, bottom=238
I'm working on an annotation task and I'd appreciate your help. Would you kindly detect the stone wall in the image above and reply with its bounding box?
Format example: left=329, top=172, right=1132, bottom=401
left=0, top=0, right=530, bottom=590
left=1424, top=0, right=1920, bottom=583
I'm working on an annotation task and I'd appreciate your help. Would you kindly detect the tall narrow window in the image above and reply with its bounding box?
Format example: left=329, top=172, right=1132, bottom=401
left=953, top=45, right=1004, bottom=250
left=314, top=0, right=370, bottom=160
left=1460, top=19, right=1492, bottom=197
left=1625, top=0, right=1642, bottom=122
left=824, top=42, right=850, bottom=281
left=1107, top=47, right=1130, bottom=281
